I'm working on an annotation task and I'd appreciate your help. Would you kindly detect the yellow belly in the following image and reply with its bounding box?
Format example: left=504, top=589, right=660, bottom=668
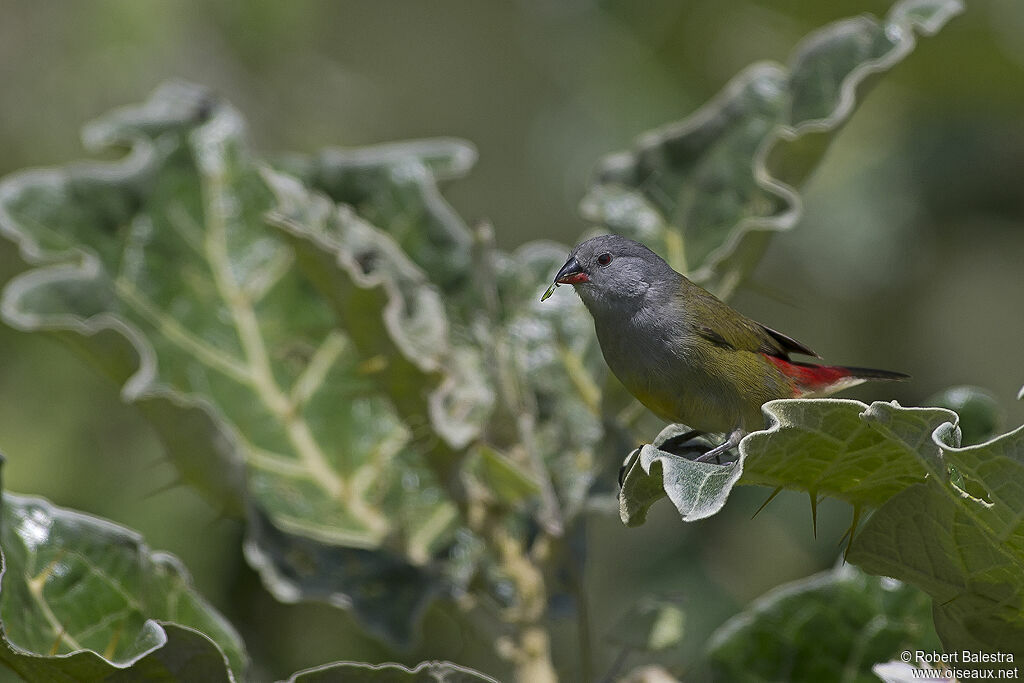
left=614, top=347, right=792, bottom=434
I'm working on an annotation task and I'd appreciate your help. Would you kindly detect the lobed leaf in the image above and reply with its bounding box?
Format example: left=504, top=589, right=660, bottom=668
left=261, top=165, right=491, bottom=471
left=0, top=485, right=245, bottom=681
left=620, top=399, right=958, bottom=525
left=706, top=564, right=938, bottom=683
left=622, top=399, right=1024, bottom=659
left=619, top=425, right=737, bottom=526
left=580, top=0, right=963, bottom=293
left=282, top=139, right=477, bottom=294
left=739, top=400, right=955, bottom=507
left=849, top=424, right=1024, bottom=660
left=0, top=81, right=488, bottom=645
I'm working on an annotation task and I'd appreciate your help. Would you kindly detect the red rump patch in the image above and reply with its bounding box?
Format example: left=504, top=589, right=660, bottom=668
left=762, top=354, right=851, bottom=395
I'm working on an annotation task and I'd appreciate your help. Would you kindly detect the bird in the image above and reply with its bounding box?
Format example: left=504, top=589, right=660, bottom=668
left=541, top=234, right=908, bottom=463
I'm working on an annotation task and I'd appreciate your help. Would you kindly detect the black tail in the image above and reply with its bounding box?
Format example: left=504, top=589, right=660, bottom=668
left=836, top=365, right=910, bottom=382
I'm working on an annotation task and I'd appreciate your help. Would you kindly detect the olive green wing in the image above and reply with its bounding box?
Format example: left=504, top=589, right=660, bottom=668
left=682, top=280, right=818, bottom=359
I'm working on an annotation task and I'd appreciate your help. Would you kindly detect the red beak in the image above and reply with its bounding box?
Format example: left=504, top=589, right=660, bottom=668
left=554, top=256, right=589, bottom=285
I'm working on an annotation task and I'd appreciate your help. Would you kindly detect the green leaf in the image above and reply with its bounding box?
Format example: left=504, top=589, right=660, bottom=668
left=284, top=660, right=498, bottom=682
left=0, top=487, right=246, bottom=681
left=282, top=139, right=477, bottom=294
left=848, top=423, right=1024, bottom=659
left=617, top=401, right=1024, bottom=663
left=0, top=82, right=487, bottom=645
left=622, top=400, right=957, bottom=526
left=706, top=564, right=938, bottom=683
left=618, top=425, right=738, bottom=526
left=739, top=400, right=956, bottom=507
left=580, top=0, right=963, bottom=293
left=925, top=385, right=1002, bottom=445
left=242, top=506, right=443, bottom=648
left=261, top=164, right=491, bottom=467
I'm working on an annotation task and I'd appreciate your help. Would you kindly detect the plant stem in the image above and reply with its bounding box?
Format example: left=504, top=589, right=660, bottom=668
left=485, top=519, right=558, bottom=682
left=513, top=625, right=558, bottom=683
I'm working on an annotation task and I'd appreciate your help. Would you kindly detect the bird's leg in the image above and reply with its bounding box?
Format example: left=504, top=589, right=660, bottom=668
left=693, top=428, right=745, bottom=463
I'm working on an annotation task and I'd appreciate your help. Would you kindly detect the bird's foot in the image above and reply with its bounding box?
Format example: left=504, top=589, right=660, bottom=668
left=657, top=429, right=703, bottom=454
left=692, top=428, right=745, bottom=464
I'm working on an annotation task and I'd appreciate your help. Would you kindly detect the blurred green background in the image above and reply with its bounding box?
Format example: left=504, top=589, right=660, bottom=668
left=1, top=1, right=1022, bottom=680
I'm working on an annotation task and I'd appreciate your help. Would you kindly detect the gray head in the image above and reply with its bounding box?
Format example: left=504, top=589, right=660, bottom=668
left=548, top=234, right=678, bottom=312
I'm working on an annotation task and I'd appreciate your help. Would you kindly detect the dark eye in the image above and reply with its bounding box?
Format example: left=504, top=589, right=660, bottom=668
left=597, top=253, right=612, bottom=266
